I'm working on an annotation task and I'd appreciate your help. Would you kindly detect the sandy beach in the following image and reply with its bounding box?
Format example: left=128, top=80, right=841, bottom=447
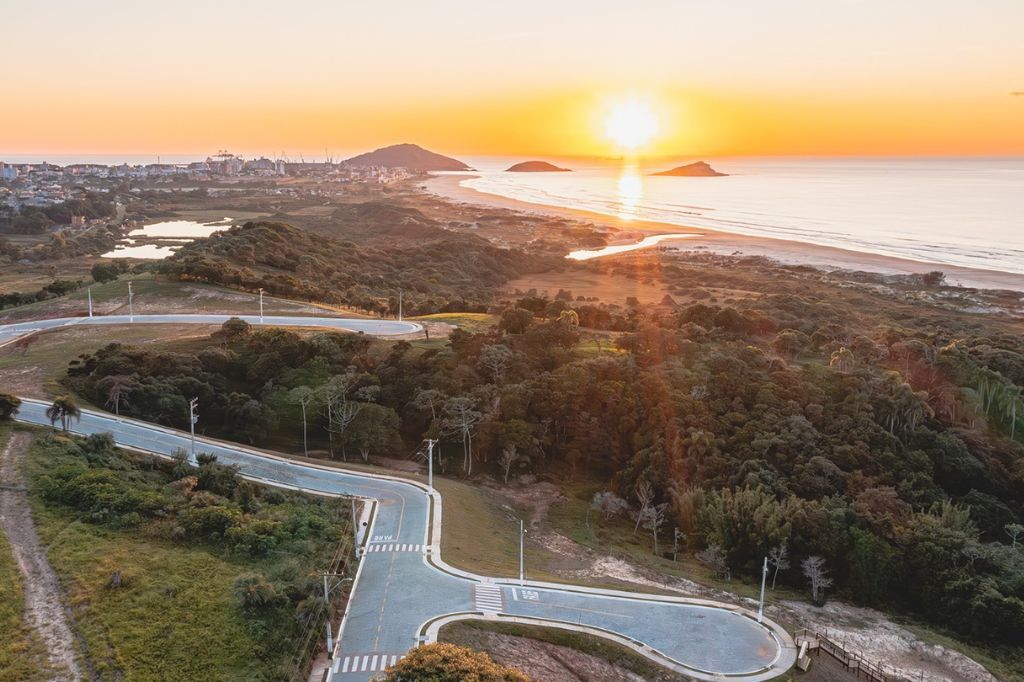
left=426, top=174, right=1024, bottom=292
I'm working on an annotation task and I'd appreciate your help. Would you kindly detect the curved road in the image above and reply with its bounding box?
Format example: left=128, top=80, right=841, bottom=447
left=3, top=314, right=796, bottom=681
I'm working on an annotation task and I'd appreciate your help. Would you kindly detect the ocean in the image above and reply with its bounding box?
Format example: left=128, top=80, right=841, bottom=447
left=456, top=157, right=1024, bottom=275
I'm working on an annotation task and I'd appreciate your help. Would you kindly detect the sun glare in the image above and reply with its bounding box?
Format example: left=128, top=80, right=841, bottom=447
left=604, top=99, right=659, bottom=151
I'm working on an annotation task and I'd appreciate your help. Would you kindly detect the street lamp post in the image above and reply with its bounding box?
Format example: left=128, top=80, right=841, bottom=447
left=320, top=574, right=353, bottom=657
left=188, top=397, right=199, bottom=463
left=519, top=518, right=526, bottom=586
left=87, top=287, right=93, bottom=318
left=258, top=287, right=264, bottom=323
left=127, top=281, right=134, bottom=322
left=425, top=439, right=436, bottom=493
left=758, top=556, right=768, bottom=624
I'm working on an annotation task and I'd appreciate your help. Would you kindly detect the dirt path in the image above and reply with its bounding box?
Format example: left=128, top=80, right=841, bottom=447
left=0, top=432, right=83, bottom=682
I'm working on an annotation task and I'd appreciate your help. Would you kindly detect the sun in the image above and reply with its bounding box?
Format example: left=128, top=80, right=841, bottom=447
left=604, top=99, right=659, bottom=151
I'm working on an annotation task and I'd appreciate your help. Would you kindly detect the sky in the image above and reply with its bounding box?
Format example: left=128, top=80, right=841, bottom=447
left=3, top=0, right=1024, bottom=158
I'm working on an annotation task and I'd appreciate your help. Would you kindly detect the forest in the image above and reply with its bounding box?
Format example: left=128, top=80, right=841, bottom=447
left=155, top=217, right=561, bottom=315
left=63, top=279, right=1024, bottom=652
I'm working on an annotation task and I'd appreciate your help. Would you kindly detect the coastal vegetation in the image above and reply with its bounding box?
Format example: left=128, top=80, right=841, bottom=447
left=61, top=265, right=1024, bottom=662
left=21, top=430, right=353, bottom=680
left=156, top=218, right=559, bottom=315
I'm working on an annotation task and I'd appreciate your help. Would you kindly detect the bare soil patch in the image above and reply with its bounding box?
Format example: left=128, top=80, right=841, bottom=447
left=0, top=432, right=83, bottom=681
left=440, top=622, right=686, bottom=682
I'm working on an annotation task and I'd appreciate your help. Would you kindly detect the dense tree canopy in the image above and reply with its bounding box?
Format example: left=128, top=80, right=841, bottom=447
left=65, top=287, right=1024, bottom=646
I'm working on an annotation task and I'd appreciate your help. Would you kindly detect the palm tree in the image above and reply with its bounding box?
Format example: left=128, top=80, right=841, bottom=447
left=46, top=395, right=81, bottom=432
left=829, top=346, right=856, bottom=374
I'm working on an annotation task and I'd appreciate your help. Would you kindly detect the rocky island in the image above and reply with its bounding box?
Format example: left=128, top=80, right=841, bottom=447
left=505, top=160, right=572, bottom=172
left=651, top=161, right=727, bottom=177
left=344, top=143, right=470, bottom=171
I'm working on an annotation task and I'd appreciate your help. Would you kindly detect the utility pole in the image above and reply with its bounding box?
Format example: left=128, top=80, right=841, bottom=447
left=758, top=556, right=768, bottom=624
left=398, top=290, right=403, bottom=321
left=127, top=281, right=134, bottom=322
left=258, top=287, right=264, bottom=323
left=87, top=287, right=93, bottom=318
left=425, top=439, right=437, bottom=493
left=519, top=518, right=526, bottom=586
left=318, top=573, right=353, bottom=658
left=188, top=397, right=199, bottom=463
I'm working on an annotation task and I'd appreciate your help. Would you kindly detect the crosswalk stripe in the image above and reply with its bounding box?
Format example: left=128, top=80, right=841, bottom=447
left=365, top=543, right=423, bottom=553
left=334, top=653, right=407, bottom=676
left=474, top=584, right=504, bottom=612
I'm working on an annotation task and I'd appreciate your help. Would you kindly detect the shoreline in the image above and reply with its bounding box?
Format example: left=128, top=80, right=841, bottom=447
left=425, top=174, right=1024, bottom=293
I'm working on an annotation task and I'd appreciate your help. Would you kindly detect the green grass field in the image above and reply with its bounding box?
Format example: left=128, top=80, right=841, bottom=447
left=411, top=312, right=498, bottom=334
left=0, top=323, right=218, bottom=399
left=0, top=273, right=339, bottom=324
left=20, top=431, right=351, bottom=681
left=30, top=511, right=261, bottom=681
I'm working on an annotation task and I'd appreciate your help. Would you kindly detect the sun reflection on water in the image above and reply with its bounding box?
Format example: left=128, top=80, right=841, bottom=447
left=616, top=164, right=643, bottom=220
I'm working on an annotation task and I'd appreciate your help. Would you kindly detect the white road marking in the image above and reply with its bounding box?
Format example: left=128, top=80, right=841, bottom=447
left=366, top=543, right=423, bottom=553
left=335, top=653, right=405, bottom=675
left=474, top=584, right=504, bottom=612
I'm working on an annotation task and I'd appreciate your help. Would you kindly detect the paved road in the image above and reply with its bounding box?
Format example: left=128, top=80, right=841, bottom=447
left=0, top=314, right=422, bottom=348
left=3, top=315, right=796, bottom=681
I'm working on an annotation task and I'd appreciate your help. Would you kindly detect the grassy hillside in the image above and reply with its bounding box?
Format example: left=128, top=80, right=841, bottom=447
left=23, top=432, right=353, bottom=681
left=157, top=215, right=560, bottom=315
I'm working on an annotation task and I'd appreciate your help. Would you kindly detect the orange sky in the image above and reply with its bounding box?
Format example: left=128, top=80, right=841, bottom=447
left=3, top=1, right=1023, bottom=157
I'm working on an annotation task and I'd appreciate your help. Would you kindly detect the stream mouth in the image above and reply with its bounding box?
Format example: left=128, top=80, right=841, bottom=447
left=566, top=233, right=701, bottom=261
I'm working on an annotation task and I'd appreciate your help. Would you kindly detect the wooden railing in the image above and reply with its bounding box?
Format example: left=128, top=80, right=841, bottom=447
left=795, top=628, right=889, bottom=682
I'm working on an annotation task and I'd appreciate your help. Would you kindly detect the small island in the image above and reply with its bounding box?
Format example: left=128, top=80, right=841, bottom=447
left=651, top=161, right=727, bottom=177
left=505, top=160, right=572, bottom=172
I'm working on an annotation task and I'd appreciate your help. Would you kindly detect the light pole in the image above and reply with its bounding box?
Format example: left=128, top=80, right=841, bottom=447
left=757, top=555, right=768, bottom=624
left=519, top=518, right=526, bottom=586
left=127, top=281, right=134, bottom=322
left=87, top=287, right=93, bottom=318
left=188, top=397, right=199, bottom=463
left=320, top=573, right=353, bottom=657
left=258, top=287, right=264, bottom=323
left=425, top=439, right=437, bottom=493
left=398, top=289, right=403, bottom=321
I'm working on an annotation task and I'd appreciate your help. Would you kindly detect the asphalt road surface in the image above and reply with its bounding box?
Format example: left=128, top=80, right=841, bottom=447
left=3, top=314, right=796, bottom=681
left=0, top=314, right=422, bottom=348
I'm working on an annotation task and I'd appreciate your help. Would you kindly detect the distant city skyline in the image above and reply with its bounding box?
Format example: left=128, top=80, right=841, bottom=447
left=3, top=0, right=1024, bottom=157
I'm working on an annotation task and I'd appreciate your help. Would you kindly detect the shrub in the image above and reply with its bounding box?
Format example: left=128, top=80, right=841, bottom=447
left=383, top=643, right=527, bottom=681
left=234, top=573, right=278, bottom=611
